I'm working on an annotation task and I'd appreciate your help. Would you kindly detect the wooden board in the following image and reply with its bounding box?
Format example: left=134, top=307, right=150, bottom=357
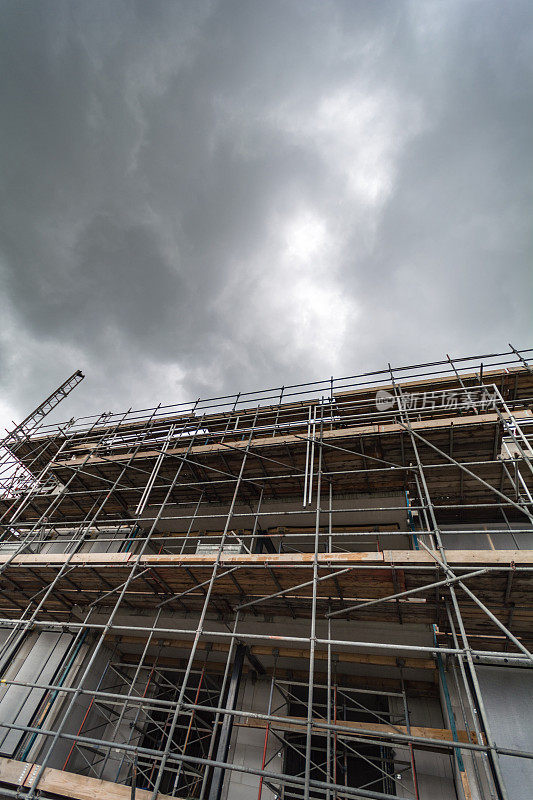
left=1, top=548, right=531, bottom=568
left=50, top=409, right=533, bottom=468
left=107, top=634, right=436, bottom=671
left=0, top=550, right=531, bottom=634
left=236, top=715, right=481, bottom=745
left=0, top=757, right=178, bottom=800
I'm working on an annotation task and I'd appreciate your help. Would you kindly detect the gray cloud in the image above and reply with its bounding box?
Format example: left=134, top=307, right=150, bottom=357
left=0, top=0, right=531, bottom=427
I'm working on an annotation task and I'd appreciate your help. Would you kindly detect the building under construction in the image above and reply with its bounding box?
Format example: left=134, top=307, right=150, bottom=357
left=0, top=346, right=532, bottom=800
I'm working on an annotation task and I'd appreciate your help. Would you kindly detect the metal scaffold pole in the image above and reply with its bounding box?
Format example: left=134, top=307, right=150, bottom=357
left=0, top=346, right=531, bottom=800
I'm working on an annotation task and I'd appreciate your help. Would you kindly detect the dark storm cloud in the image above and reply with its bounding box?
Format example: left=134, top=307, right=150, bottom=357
left=0, top=0, right=531, bottom=426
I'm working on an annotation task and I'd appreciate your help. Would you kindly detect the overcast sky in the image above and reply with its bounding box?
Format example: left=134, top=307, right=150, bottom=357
left=0, top=0, right=531, bottom=429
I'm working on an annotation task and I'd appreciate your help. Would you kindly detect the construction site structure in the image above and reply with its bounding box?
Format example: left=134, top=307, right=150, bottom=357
left=0, top=346, right=532, bottom=800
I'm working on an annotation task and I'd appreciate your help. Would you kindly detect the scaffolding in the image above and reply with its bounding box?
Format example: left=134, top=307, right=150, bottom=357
left=0, top=346, right=532, bottom=800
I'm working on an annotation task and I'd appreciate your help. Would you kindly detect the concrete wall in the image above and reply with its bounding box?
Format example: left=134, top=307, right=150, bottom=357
left=476, top=666, right=533, bottom=800
left=436, top=658, right=533, bottom=800
left=0, top=630, right=72, bottom=758
left=37, top=642, right=120, bottom=772
left=223, top=676, right=286, bottom=800
left=389, top=695, right=456, bottom=799
left=147, top=492, right=409, bottom=537
left=440, top=522, right=533, bottom=550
